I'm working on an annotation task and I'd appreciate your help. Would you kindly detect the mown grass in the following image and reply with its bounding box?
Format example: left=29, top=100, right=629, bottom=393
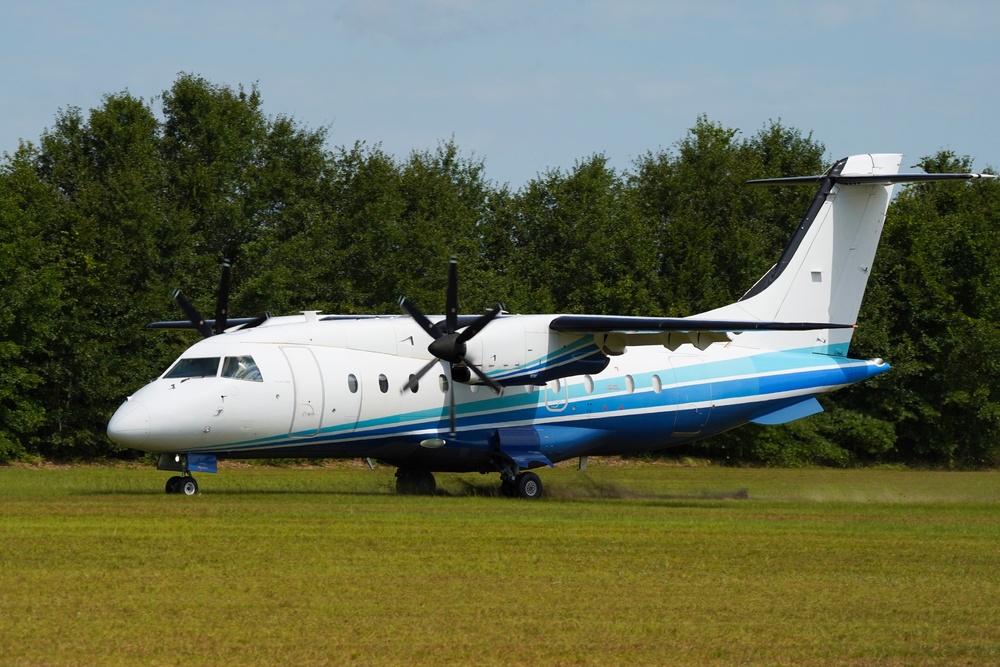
left=1, top=461, right=998, bottom=666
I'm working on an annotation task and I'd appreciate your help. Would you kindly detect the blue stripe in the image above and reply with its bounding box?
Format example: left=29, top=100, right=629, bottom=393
left=192, top=348, right=887, bottom=456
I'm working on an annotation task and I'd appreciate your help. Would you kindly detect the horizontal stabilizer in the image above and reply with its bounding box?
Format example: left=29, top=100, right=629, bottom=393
left=748, top=172, right=996, bottom=186
left=750, top=397, right=823, bottom=425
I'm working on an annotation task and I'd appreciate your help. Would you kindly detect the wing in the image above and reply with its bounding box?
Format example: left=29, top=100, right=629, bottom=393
left=146, top=317, right=264, bottom=331
left=549, top=315, right=853, bottom=352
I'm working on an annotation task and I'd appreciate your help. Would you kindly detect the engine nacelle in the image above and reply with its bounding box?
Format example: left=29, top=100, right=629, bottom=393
left=464, top=315, right=610, bottom=386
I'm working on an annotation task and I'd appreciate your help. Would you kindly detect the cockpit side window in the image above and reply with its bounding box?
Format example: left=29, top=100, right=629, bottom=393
left=164, top=357, right=221, bottom=379
left=222, top=355, right=263, bottom=382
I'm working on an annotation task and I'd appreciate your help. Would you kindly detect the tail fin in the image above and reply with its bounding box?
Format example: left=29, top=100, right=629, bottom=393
left=700, top=153, right=993, bottom=355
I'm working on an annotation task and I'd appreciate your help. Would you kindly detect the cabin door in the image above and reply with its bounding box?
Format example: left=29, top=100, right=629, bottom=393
left=668, top=356, right=713, bottom=437
left=281, top=346, right=325, bottom=437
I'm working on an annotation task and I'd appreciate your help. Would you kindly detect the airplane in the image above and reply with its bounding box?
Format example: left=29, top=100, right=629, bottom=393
left=106, top=153, right=994, bottom=497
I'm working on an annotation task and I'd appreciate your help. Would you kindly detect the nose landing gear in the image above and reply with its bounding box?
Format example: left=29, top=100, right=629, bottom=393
left=158, top=453, right=215, bottom=495
left=165, top=475, right=199, bottom=495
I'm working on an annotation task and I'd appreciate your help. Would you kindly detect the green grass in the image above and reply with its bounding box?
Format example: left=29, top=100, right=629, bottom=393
left=2, top=461, right=999, bottom=666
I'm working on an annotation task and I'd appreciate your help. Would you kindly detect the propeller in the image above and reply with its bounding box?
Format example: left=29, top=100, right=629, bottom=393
left=398, top=256, right=503, bottom=435
left=174, top=259, right=232, bottom=338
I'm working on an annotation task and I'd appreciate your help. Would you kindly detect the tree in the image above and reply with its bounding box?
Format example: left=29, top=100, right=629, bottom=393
left=849, top=151, right=1000, bottom=466
left=34, top=92, right=176, bottom=456
left=629, top=117, right=825, bottom=316
left=0, top=145, right=64, bottom=461
left=509, top=154, right=659, bottom=315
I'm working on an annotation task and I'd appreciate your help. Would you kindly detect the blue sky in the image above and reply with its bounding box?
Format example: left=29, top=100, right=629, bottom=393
left=3, top=1, right=999, bottom=187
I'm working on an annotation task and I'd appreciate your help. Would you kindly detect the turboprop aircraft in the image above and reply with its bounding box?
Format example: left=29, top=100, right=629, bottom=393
left=107, top=153, right=994, bottom=497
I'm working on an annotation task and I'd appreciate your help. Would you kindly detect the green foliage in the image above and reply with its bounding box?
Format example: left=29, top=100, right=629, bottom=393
left=848, top=151, right=1000, bottom=467
left=2, top=75, right=999, bottom=466
left=629, top=116, right=824, bottom=314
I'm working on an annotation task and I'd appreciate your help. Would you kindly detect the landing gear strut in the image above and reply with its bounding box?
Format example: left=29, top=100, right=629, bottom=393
left=395, top=469, right=436, bottom=495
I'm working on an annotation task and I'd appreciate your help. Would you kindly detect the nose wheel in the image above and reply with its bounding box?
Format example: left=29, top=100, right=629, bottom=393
left=165, top=475, right=199, bottom=495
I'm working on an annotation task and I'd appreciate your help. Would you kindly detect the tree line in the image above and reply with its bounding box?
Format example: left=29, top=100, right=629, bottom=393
left=3, top=73, right=998, bottom=467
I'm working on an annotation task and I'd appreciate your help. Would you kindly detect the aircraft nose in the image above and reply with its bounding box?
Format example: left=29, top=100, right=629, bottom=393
left=107, top=399, right=150, bottom=447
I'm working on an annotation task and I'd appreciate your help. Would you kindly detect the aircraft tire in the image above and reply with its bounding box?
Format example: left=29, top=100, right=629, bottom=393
left=516, top=472, right=543, bottom=500
left=179, top=477, right=199, bottom=496
left=395, top=470, right=436, bottom=495
left=414, top=472, right=436, bottom=495
left=165, top=476, right=182, bottom=494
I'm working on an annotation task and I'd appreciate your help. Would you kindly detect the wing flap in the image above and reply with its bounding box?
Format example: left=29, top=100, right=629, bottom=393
left=550, top=315, right=854, bottom=352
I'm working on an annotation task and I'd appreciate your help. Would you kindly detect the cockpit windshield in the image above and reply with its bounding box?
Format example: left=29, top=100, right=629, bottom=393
left=221, top=355, right=263, bottom=382
left=163, top=357, right=221, bottom=379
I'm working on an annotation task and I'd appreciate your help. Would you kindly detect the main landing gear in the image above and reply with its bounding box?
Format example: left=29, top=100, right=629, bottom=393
left=165, top=474, right=199, bottom=495
left=394, top=468, right=544, bottom=499
left=500, top=471, right=543, bottom=499
left=395, top=469, right=437, bottom=495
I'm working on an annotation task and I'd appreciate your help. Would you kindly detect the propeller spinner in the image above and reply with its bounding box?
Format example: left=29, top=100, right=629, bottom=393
left=398, top=257, right=503, bottom=435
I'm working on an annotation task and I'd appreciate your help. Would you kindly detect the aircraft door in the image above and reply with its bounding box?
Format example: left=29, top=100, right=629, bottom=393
left=281, top=346, right=325, bottom=437
left=669, top=356, right=712, bottom=437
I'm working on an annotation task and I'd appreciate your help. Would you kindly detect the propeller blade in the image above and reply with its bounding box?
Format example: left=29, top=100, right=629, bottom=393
left=447, top=364, right=457, bottom=435
left=401, top=358, right=439, bottom=394
left=214, top=259, right=231, bottom=335
left=456, top=304, right=502, bottom=345
left=173, top=289, right=213, bottom=338
left=445, top=256, right=458, bottom=334
left=466, top=363, right=503, bottom=394
left=399, top=296, right=443, bottom=340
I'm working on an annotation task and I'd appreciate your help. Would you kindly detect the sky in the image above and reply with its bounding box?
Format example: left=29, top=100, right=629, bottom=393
left=3, top=0, right=1000, bottom=188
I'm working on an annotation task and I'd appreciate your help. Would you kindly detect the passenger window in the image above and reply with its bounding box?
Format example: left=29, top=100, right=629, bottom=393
left=408, top=374, right=419, bottom=393
left=164, top=357, right=221, bottom=379
left=625, top=375, right=635, bottom=394
left=221, top=356, right=263, bottom=382
left=348, top=374, right=359, bottom=393
left=652, top=374, right=662, bottom=394
left=378, top=374, right=389, bottom=393
left=439, top=374, right=448, bottom=393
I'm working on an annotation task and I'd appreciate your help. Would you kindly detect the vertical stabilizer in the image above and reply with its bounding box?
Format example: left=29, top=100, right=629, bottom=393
left=698, top=153, right=902, bottom=354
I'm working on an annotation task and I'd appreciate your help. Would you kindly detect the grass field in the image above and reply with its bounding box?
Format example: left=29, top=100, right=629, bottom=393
left=1, top=460, right=998, bottom=666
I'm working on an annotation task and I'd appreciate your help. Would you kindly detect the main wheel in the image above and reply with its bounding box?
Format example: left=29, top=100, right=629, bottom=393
left=516, top=472, right=543, bottom=499
left=165, top=476, right=182, bottom=494
left=395, top=473, right=414, bottom=494
left=395, top=470, right=436, bottom=495
left=179, top=477, right=199, bottom=496
left=500, top=479, right=517, bottom=498
left=413, top=471, right=436, bottom=495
